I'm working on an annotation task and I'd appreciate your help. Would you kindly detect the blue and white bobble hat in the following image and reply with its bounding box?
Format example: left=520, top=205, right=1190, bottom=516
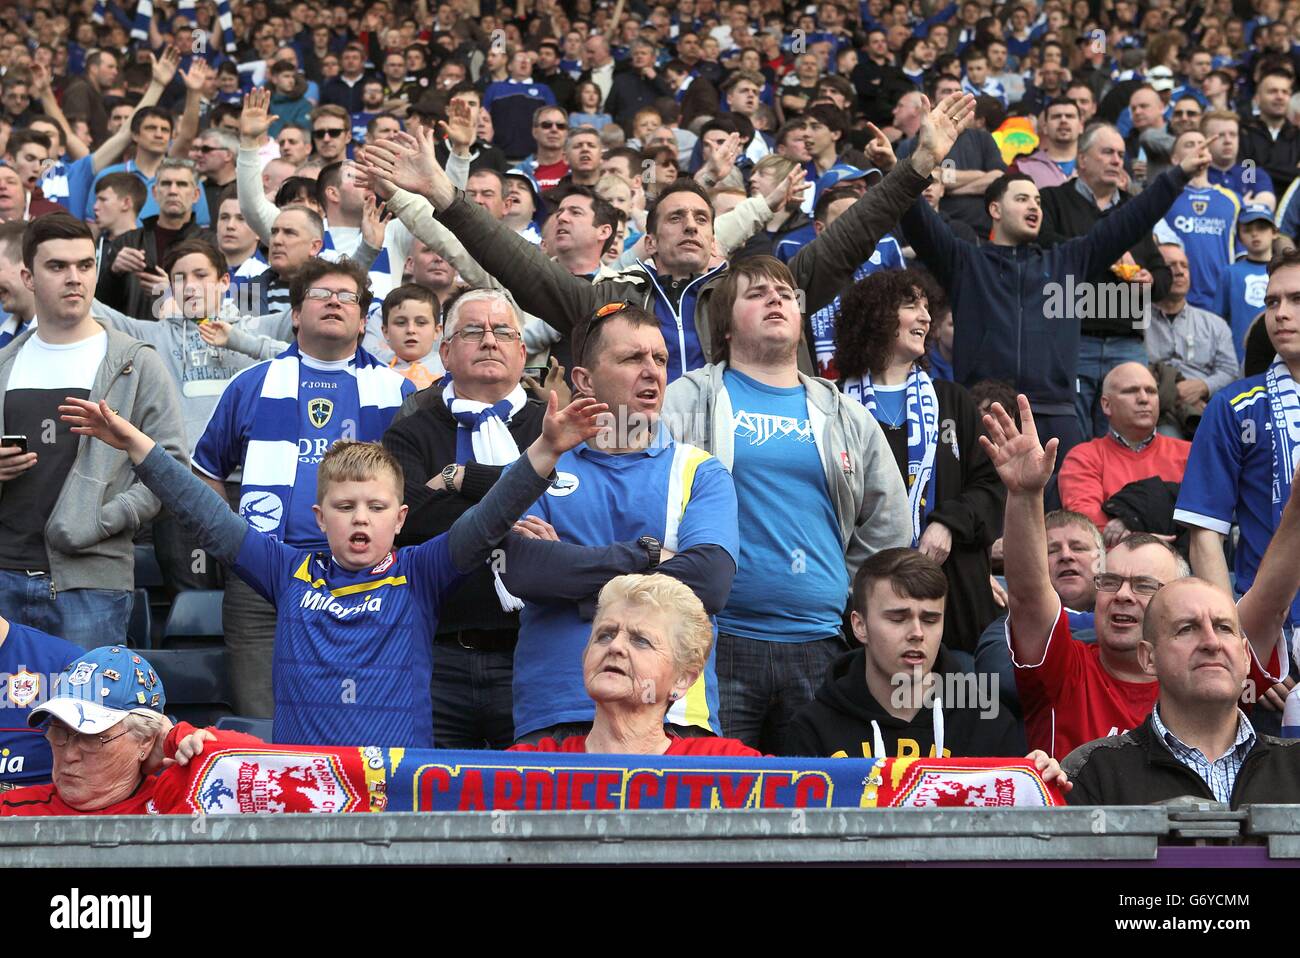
left=27, top=646, right=167, bottom=735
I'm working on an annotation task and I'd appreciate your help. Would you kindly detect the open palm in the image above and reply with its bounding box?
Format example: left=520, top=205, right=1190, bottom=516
left=978, top=395, right=1058, bottom=495
left=543, top=395, right=609, bottom=454
left=361, top=129, right=442, bottom=197
left=240, top=88, right=277, bottom=141
left=917, top=91, right=976, bottom=165
left=59, top=398, right=141, bottom=452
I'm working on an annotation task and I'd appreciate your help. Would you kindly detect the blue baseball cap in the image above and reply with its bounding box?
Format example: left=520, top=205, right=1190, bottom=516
left=1238, top=203, right=1276, bottom=227
left=504, top=167, right=544, bottom=210
left=814, top=163, right=881, bottom=204
left=28, top=646, right=166, bottom=734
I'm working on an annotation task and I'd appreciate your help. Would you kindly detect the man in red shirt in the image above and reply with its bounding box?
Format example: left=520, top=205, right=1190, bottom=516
left=983, top=396, right=1280, bottom=758
left=1058, top=362, right=1191, bottom=536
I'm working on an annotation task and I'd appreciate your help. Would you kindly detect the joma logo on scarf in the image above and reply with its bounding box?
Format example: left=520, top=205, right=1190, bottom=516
left=299, top=592, right=383, bottom=617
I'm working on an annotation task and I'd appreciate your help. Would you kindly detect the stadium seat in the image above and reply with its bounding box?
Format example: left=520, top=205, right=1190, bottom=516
left=133, top=544, right=165, bottom=590
left=148, top=648, right=234, bottom=728
left=127, top=588, right=152, bottom=649
left=216, top=716, right=274, bottom=741
left=160, top=590, right=224, bottom=648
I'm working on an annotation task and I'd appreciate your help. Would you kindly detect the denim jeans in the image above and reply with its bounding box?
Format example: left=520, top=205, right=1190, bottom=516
left=431, top=641, right=516, bottom=750
left=716, top=633, right=845, bottom=754
left=1075, top=335, right=1149, bottom=440
left=222, top=574, right=275, bottom=718
left=0, top=569, right=132, bottom=650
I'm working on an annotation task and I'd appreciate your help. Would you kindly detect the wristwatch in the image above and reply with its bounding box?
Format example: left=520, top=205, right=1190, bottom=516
left=441, top=463, right=459, bottom=491
left=638, top=536, right=662, bottom=569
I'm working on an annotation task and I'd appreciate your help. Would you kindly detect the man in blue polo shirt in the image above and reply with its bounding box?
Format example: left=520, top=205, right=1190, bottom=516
left=484, top=51, right=558, bottom=163
left=501, top=305, right=739, bottom=742
left=0, top=613, right=82, bottom=789
left=1175, top=249, right=1300, bottom=630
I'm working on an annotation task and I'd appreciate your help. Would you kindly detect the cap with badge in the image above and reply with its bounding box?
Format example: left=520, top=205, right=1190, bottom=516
left=1237, top=203, right=1277, bottom=227
left=814, top=163, right=881, bottom=204
left=27, top=646, right=167, bottom=735
left=504, top=167, right=545, bottom=213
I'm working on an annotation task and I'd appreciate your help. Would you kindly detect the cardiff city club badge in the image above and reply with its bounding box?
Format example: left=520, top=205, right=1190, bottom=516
left=308, top=398, right=334, bottom=429
left=1191, top=199, right=1208, bottom=215
left=7, top=669, right=38, bottom=708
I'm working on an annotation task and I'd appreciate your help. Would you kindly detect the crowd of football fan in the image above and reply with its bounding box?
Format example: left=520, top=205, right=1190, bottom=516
left=4, top=0, right=1300, bottom=816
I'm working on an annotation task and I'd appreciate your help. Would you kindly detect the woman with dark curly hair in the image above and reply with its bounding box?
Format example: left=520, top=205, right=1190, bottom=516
left=834, top=267, right=1006, bottom=656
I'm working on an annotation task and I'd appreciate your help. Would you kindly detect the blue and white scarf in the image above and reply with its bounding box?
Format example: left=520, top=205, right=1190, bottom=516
left=240, top=343, right=407, bottom=539
left=847, top=364, right=941, bottom=545
left=0, top=314, right=29, bottom=350
left=441, top=380, right=529, bottom=612
left=1267, top=358, right=1300, bottom=533
left=443, top=381, right=527, bottom=466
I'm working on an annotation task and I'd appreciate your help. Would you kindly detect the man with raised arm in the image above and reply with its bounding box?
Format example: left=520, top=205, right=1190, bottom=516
left=358, top=91, right=978, bottom=382
left=983, top=396, right=1282, bottom=758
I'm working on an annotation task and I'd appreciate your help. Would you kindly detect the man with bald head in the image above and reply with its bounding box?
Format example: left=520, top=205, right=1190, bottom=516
left=1064, top=574, right=1300, bottom=806
left=985, top=395, right=1282, bottom=759
left=1058, top=362, right=1192, bottom=536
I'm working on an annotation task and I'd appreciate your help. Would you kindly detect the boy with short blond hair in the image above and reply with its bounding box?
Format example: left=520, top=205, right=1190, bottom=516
left=61, top=390, right=609, bottom=748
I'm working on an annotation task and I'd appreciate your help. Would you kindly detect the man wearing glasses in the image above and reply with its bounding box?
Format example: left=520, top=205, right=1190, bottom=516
left=521, top=105, right=572, bottom=191
left=193, top=128, right=239, bottom=220
left=985, top=396, right=1282, bottom=759
left=382, top=289, right=545, bottom=749
left=192, top=258, right=413, bottom=717
left=311, top=105, right=353, bottom=164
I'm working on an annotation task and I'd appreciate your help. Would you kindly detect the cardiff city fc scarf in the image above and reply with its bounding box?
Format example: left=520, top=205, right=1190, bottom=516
left=847, top=364, right=940, bottom=544
left=1267, top=358, right=1300, bottom=533
left=240, top=343, right=406, bottom=540
left=159, top=745, right=1065, bottom=814
left=442, top=381, right=529, bottom=611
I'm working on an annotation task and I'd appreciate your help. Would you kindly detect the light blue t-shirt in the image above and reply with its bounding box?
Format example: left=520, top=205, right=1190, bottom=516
left=717, top=369, right=847, bottom=642
left=1215, top=258, right=1269, bottom=364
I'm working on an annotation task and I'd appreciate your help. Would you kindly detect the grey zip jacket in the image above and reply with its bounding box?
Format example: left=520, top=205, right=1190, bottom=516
left=0, top=324, right=188, bottom=592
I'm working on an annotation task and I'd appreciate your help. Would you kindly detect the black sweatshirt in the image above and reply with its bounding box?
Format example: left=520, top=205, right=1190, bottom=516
left=785, top=646, right=1027, bottom=759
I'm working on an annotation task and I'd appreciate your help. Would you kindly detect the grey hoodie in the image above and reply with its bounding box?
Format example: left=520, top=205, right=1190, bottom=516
left=661, top=361, right=912, bottom=585
left=0, top=323, right=189, bottom=593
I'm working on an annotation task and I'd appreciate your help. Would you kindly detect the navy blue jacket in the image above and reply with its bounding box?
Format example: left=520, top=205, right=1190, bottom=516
left=901, top=166, right=1189, bottom=412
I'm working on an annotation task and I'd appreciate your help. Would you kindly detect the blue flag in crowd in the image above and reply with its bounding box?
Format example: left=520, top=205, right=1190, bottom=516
left=217, top=0, right=238, bottom=53
left=130, top=0, right=153, bottom=42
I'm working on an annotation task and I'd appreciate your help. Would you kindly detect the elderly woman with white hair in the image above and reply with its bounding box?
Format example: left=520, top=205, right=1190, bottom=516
left=510, top=574, right=761, bottom=756
left=1, top=646, right=261, bottom=816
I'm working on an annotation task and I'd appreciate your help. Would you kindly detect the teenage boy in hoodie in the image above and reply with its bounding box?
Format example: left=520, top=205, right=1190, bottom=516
left=786, top=548, right=1025, bottom=759
left=267, top=61, right=313, bottom=139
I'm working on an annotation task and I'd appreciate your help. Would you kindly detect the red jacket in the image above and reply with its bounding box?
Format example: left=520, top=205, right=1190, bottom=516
left=510, top=734, right=762, bottom=756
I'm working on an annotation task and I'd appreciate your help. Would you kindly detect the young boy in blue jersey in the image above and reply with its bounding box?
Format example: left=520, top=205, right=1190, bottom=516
left=59, top=392, right=610, bottom=748
left=1215, top=204, right=1276, bottom=364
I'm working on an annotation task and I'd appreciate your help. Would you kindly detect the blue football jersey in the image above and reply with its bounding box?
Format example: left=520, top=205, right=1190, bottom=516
left=0, top=622, right=82, bottom=786
left=1156, top=186, right=1240, bottom=310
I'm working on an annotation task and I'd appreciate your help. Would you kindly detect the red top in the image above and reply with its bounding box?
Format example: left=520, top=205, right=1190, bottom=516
left=0, top=722, right=265, bottom=816
left=1012, top=605, right=1282, bottom=758
left=510, top=734, right=762, bottom=756
left=531, top=160, right=571, bottom=191
left=1058, top=433, right=1191, bottom=529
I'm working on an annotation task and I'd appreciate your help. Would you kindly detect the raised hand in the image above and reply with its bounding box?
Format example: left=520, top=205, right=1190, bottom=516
left=913, top=91, right=976, bottom=177
left=863, top=121, right=896, bottom=172
left=978, top=394, right=1058, bottom=495
left=150, top=46, right=181, bottom=88
left=239, top=88, right=278, bottom=147
left=198, top=319, right=232, bottom=347
left=360, top=192, right=390, bottom=249
left=541, top=393, right=609, bottom=455
left=437, top=96, right=478, bottom=154
left=359, top=127, right=453, bottom=207
left=183, top=57, right=215, bottom=93
left=28, top=62, right=52, bottom=99
left=705, top=130, right=741, bottom=180
left=59, top=397, right=152, bottom=461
